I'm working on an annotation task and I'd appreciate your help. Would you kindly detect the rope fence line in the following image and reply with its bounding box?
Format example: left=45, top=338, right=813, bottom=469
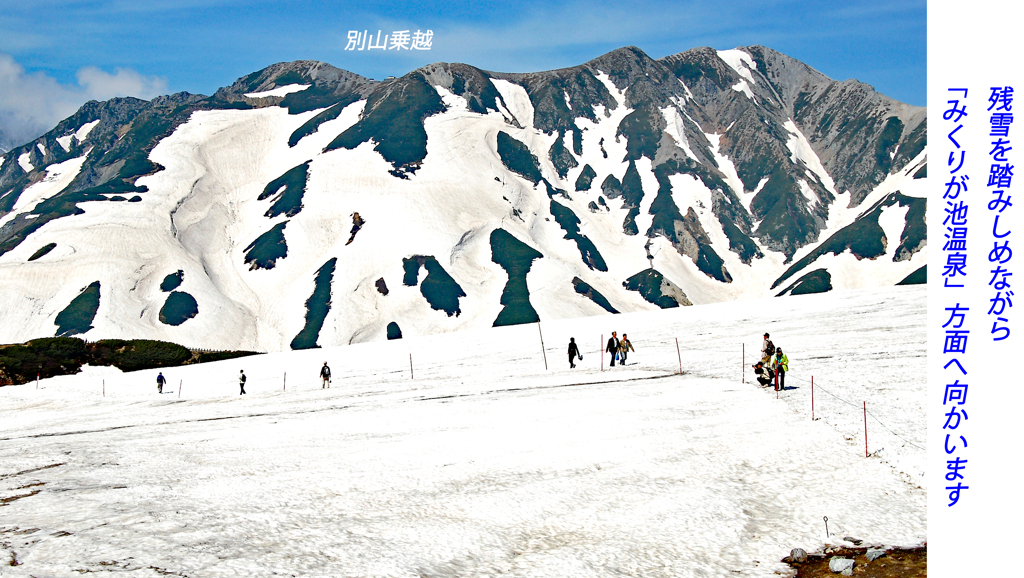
left=795, top=374, right=925, bottom=455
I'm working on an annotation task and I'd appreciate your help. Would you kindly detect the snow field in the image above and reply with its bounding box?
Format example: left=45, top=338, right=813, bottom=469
left=0, top=286, right=926, bottom=577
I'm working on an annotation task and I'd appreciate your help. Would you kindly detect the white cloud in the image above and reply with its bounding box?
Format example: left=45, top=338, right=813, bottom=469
left=0, top=53, right=168, bottom=150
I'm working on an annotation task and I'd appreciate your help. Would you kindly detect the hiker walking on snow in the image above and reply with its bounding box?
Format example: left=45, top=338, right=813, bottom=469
left=156, top=372, right=166, bottom=394
left=567, top=338, right=581, bottom=368
left=771, top=348, right=789, bottom=390
left=239, top=370, right=247, bottom=395
left=619, top=334, right=635, bottom=365
left=320, top=362, right=332, bottom=388
left=606, top=332, right=620, bottom=367
left=761, top=333, right=775, bottom=363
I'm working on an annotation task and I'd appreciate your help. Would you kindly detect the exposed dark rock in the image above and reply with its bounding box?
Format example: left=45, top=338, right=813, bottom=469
left=160, top=270, right=184, bottom=292
left=158, top=291, right=199, bottom=326
left=571, top=277, right=618, bottom=313
left=244, top=221, right=289, bottom=270
left=54, top=281, right=101, bottom=337
left=290, top=258, right=336, bottom=349
left=490, top=228, right=543, bottom=327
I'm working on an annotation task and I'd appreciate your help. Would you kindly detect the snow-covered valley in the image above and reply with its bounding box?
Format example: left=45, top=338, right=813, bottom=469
left=0, top=286, right=926, bottom=577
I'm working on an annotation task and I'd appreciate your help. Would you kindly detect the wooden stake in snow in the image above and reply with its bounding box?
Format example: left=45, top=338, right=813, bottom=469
left=409, top=353, right=414, bottom=380
left=811, top=376, right=815, bottom=420
left=283, top=372, right=287, bottom=391
left=864, top=401, right=869, bottom=458
left=600, top=334, right=604, bottom=372
left=824, top=516, right=830, bottom=537
left=676, top=338, right=682, bottom=375
left=36, top=374, right=39, bottom=389
left=537, top=323, right=548, bottom=370
left=103, top=380, right=105, bottom=397
left=179, top=380, right=183, bottom=399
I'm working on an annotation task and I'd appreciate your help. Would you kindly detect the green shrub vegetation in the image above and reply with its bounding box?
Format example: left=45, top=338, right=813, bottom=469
left=571, top=277, right=618, bottom=314
left=386, top=322, right=403, bottom=340
left=325, top=73, right=445, bottom=176
left=54, top=281, right=101, bottom=337
left=402, top=256, right=466, bottom=317
left=622, top=269, right=679, bottom=309
left=290, top=258, right=336, bottom=350
left=244, top=222, right=289, bottom=270
left=28, top=243, right=57, bottom=261
left=490, top=229, right=543, bottom=327
left=575, top=164, right=596, bottom=191
left=160, top=270, right=184, bottom=292
left=158, top=291, right=199, bottom=326
left=549, top=200, right=607, bottom=271
left=897, top=265, right=927, bottom=286
left=260, top=162, right=309, bottom=218
left=0, top=338, right=259, bottom=385
left=496, top=131, right=542, bottom=184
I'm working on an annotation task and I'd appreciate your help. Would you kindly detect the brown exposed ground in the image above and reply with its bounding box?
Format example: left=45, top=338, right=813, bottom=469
left=785, top=546, right=926, bottom=577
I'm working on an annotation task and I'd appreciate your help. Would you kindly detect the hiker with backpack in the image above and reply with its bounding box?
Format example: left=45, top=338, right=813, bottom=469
left=761, top=333, right=775, bottom=363
left=239, top=370, right=247, bottom=395
left=320, top=362, right=332, bottom=388
left=156, top=372, right=166, bottom=394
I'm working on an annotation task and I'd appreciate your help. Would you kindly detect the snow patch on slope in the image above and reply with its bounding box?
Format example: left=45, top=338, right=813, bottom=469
left=731, top=80, right=755, bottom=101
left=812, top=148, right=928, bottom=257
left=784, top=120, right=837, bottom=196
left=56, top=134, right=74, bottom=152
left=661, top=106, right=698, bottom=161
left=798, top=204, right=925, bottom=291
left=0, top=154, right=88, bottom=230
left=76, top=120, right=100, bottom=141
left=244, top=84, right=311, bottom=98
left=18, top=151, right=33, bottom=173
left=490, top=79, right=534, bottom=128
left=717, top=49, right=757, bottom=85
left=704, top=133, right=749, bottom=206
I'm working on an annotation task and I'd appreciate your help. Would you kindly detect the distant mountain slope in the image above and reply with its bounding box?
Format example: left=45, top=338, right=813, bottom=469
left=0, top=46, right=926, bottom=351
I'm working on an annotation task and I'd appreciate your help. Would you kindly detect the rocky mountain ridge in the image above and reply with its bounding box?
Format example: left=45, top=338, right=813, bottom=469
left=0, top=45, right=926, bottom=351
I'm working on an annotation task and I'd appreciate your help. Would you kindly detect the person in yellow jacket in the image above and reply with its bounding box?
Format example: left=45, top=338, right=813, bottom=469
left=618, top=334, right=635, bottom=365
left=772, top=348, right=789, bottom=390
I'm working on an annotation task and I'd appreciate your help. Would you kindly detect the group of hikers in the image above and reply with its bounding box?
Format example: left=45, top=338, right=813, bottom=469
left=566, top=331, right=634, bottom=369
left=156, top=333, right=787, bottom=394
left=753, top=332, right=789, bottom=390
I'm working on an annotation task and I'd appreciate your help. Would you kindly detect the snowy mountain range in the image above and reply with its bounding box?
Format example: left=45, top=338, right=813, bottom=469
left=0, top=46, right=926, bottom=352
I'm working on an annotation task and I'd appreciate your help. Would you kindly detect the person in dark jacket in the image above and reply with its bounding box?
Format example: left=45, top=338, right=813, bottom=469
left=320, top=362, right=332, bottom=388
left=156, top=372, right=166, bottom=394
left=567, top=338, right=581, bottom=368
left=239, top=370, right=247, bottom=395
left=606, top=332, right=620, bottom=367
left=753, top=361, right=775, bottom=387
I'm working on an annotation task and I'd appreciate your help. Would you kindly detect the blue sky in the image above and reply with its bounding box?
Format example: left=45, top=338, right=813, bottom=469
left=0, top=0, right=925, bottom=146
